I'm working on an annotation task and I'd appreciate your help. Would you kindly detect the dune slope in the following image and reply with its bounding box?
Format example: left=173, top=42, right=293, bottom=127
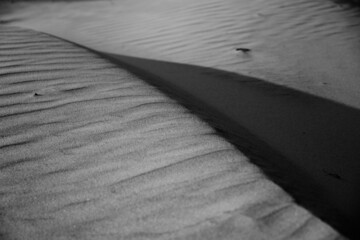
left=0, top=26, right=344, bottom=240
left=3, top=0, right=360, bottom=108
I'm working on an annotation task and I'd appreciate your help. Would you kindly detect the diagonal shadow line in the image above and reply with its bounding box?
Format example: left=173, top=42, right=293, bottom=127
left=93, top=52, right=359, bottom=239
left=32, top=27, right=358, bottom=237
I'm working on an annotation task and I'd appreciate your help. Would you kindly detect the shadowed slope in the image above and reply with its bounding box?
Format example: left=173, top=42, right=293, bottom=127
left=91, top=52, right=360, bottom=239
left=0, top=26, right=344, bottom=239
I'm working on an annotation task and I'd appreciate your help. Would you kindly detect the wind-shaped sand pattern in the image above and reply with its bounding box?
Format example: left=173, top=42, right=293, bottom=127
left=0, top=26, right=344, bottom=240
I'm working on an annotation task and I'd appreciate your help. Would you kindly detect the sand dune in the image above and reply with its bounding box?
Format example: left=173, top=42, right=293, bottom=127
left=3, top=0, right=360, bottom=108
left=0, top=26, right=344, bottom=240
left=89, top=52, right=360, bottom=238
left=1, top=0, right=360, bottom=238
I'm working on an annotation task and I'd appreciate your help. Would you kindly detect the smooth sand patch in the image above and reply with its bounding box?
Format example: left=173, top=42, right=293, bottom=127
left=0, top=26, right=344, bottom=239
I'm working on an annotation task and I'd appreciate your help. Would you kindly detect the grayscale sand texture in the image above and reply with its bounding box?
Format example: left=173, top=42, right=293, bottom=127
left=1, top=0, right=360, bottom=239
left=0, top=25, right=344, bottom=240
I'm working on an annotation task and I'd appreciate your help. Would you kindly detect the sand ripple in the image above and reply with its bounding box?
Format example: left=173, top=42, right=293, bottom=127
left=0, top=26, right=343, bottom=239
left=4, top=0, right=360, bottom=108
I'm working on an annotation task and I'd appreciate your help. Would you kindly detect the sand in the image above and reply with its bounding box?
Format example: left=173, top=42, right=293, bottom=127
left=3, top=0, right=360, bottom=107
left=90, top=52, right=360, bottom=239
left=0, top=25, right=344, bottom=240
left=1, top=0, right=360, bottom=239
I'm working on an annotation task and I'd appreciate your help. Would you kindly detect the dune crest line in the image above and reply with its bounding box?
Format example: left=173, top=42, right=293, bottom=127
left=0, top=26, right=344, bottom=239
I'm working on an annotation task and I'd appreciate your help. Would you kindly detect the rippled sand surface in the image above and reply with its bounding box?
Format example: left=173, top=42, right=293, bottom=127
left=0, top=26, right=344, bottom=240
left=1, top=0, right=360, bottom=238
left=3, top=0, right=360, bottom=108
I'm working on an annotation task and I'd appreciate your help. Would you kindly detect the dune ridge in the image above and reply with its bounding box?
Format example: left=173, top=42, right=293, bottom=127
left=0, top=26, right=344, bottom=239
left=1, top=0, right=359, bottom=238
left=90, top=53, right=360, bottom=239
left=3, top=0, right=360, bottom=109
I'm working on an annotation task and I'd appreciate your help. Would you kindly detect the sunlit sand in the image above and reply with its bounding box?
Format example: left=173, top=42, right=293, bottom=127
left=1, top=0, right=360, bottom=239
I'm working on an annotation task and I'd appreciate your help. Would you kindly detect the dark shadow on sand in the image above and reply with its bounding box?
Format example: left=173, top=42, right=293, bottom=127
left=94, top=52, right=359, bottom=239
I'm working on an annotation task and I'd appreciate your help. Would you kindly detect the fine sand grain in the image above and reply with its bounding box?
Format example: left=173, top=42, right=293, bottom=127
left=0, top=26, right=344, bottom=240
